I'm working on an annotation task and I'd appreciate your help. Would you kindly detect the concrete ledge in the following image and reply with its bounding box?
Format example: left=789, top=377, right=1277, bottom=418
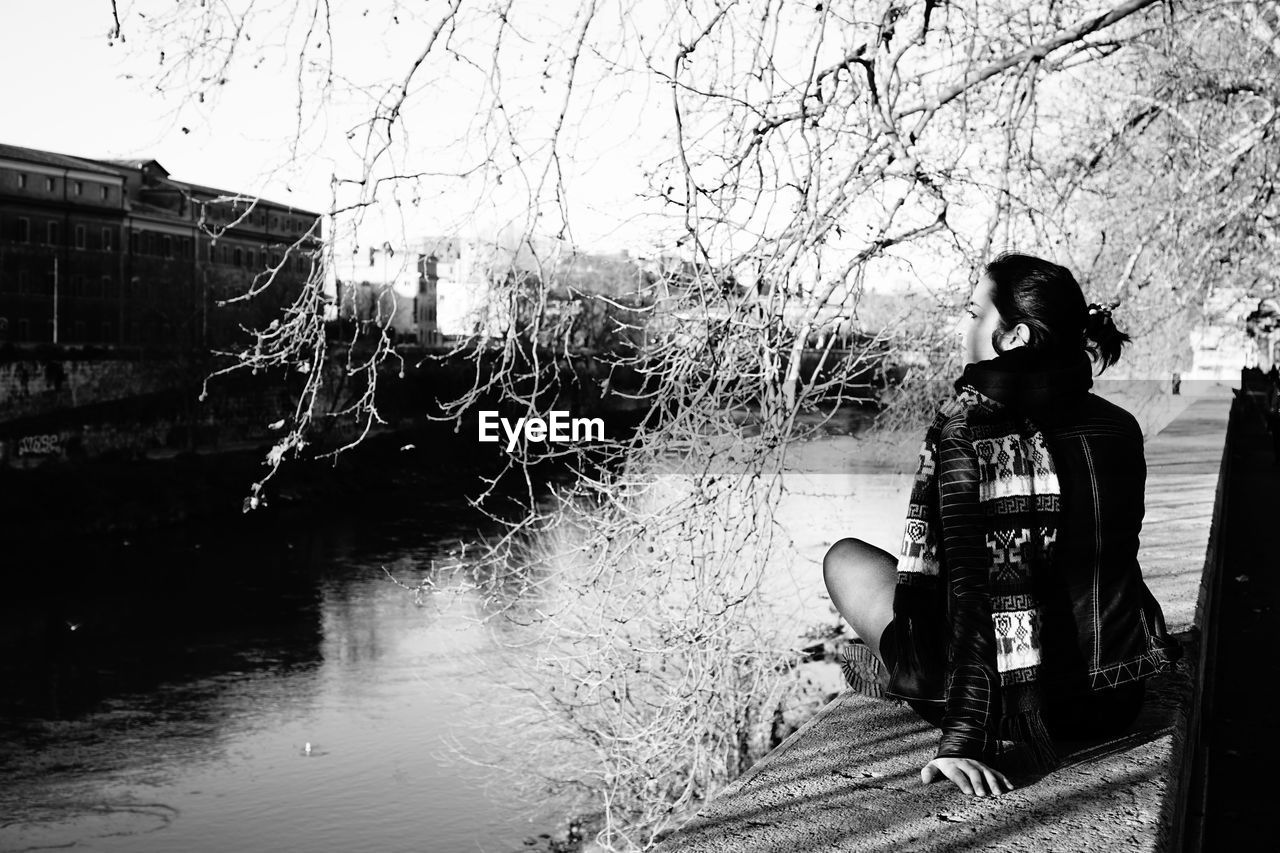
left=656, top=394, right=1231, bottom=852
left=656, top=665, right=1192, bottom=852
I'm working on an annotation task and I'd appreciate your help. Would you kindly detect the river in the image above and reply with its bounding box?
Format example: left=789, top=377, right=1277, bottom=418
left=0, top=469, right=589, bottom=852
left=0, top=418, right=918, bottom=853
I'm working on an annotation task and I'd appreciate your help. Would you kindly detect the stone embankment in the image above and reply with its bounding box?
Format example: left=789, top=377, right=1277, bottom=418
left=653, top=381, right=1235, bottom=853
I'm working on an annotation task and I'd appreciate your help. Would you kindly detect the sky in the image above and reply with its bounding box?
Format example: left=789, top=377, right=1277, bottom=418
left=3, top=4, right=321, bottom=210
left=0, top=1, right=681, bottom=257
left=0, top=1, right=960, bottom=298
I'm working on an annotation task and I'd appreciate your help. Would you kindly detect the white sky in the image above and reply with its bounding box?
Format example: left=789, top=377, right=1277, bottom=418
left=0, top=1, right=1002, bottom=298
left=3, top=4, right=317, bottom=208
left=0, top=0, right=684, bottom=256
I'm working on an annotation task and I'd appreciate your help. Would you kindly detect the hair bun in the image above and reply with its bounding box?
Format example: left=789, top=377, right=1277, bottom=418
left=1086, top=302, right=1113, bottom=322
left=1081, top=300, right=1129, bottom=372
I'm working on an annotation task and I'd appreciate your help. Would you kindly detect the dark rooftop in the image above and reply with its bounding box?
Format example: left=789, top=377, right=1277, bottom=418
left=0, top=142, right=125, bottom=177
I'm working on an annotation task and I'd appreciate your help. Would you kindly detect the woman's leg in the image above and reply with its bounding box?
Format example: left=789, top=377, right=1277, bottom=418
left=822, top=537, right=898, bottom=661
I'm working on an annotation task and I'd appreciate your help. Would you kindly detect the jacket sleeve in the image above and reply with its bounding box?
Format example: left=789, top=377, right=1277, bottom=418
left=933, top=417, right=1001, bottom=764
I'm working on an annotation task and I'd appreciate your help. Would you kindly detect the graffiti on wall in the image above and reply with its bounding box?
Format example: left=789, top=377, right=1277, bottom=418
left=17, top=434, right=63, bottom=457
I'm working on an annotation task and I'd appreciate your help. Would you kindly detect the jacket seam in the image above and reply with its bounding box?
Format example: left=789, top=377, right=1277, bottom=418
left=1054, top=426, right=1131, bottom=438
left=1138, top=604, right=1153, bottom=645
left=1049, top=422, right=1131, bottom=435
left=1079, top=436, right=1102, bottom=672
left=1088, top=647, right=1178, bottom=689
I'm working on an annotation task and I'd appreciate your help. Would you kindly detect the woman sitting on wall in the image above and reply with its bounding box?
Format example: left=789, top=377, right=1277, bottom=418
left=822, top=252, right=1182, bottom=797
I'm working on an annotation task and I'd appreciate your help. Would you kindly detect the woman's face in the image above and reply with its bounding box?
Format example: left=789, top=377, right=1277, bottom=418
left=959, top=274, right=1027, bottom=366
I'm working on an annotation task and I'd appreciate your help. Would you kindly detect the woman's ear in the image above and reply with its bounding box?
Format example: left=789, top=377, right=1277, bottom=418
left=1006, top=322, right=1031, bottom=349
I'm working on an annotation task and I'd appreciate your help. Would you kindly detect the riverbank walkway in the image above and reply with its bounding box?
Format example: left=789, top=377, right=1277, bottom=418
left=654, top=385, right=1235, bottom=852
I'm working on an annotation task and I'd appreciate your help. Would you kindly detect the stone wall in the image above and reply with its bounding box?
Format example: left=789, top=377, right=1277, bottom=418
left=0, top=352, right=291, bottom=467
left=0, top=353, right=193, bottom=422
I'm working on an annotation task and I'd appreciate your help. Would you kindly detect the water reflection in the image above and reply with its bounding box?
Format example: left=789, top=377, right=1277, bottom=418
left=0, top=416, right=908, bottom=853
left=0, top=492, right=567, bottom=853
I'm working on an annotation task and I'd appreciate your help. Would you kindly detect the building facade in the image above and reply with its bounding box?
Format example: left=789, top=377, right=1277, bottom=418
left=0, top=143, right=320, bottom=352
left=332, top=240, right=442, bottom=345
left=417, top=252, right=442, bottom=346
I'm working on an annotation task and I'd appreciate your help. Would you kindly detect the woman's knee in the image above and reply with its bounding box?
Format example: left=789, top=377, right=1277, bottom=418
left=823, top=537, right=897, bottom=650
left=823, top=537, right=899, bottom=599
left=823, top=536, right=895, bottom=576
left=823, top=537, right=869, bottom=579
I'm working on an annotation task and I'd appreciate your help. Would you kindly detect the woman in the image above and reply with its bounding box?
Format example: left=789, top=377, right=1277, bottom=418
left=822, top=252, right=1182, bottom=798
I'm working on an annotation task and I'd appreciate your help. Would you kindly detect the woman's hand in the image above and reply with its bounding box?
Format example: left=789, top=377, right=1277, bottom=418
left=921, top=757, right=1014, bottom=797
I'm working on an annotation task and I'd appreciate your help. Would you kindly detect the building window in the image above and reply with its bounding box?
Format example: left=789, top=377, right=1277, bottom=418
left=103, top=275, right=115, bottom=297
left=73, top=180, right=83, bottom=196
left=17, top=319, right=29, bottom=342
left=222, top=245, right=231, bottom=265
left=102, top=228, right=112, bottom=251
left=163, top=235, right=173, bottom=259
left=44, top=176, right=54, bottom=192
left=71, top=275, right=85, bottom=297
left=16, top=173, right=26, bottom=189
left=75, top=225, right=86, bottom=249
left=18, top=270, right=29, bottom=293
left=46, top=221, right=58, bottom=245
left=74, top=321, right=86, bottom=341
left=16, top=217, right=30, bottom=242
left=207, top=242, right=214, bottom=263
left=234, top=247, right=242, bottom=267
left=102, top=321, right=113, bottom=343
left=100, top=186, right=109, bottom=201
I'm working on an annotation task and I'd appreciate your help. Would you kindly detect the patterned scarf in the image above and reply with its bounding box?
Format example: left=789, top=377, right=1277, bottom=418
left=896, top=382, right=1062, bottom=768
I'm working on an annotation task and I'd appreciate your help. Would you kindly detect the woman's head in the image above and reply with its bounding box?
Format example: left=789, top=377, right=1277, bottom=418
left=958, top=252, right=1131, bottom=372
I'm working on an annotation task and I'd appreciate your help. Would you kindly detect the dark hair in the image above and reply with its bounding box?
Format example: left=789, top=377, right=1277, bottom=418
left=984, top=252, right=1131, bottom=373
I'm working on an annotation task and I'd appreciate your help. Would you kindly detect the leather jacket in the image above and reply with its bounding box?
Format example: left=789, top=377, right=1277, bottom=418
left=885, top=346, right=1182, bottom=762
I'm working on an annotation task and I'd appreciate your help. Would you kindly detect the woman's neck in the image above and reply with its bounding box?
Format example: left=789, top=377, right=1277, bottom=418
left=956, top=347, right=1094, bottom=417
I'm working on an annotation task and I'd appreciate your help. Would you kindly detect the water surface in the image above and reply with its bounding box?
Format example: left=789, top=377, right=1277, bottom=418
left=0, top=491, right=568, bottom=853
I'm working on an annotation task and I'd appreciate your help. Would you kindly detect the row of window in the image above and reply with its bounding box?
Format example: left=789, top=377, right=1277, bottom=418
left=7, top=171, right=115, bottom=201
left=200, top=202, right=314, bottom=235
left=0, top=316, right=173, bottom=345
left=7, top=217, right=117, bottom=249
left=2, top=171, right=318, bottom=236
left=1, top=273, right=201, bottom=299
left=207, top=243, right=312, bottom=273
left=0, top=271, right=129, bottom=297
left=9, top=218, right=74, bottom=246
left=133, top=231, right=190, bottom=260
left=0, top=269, right=318, bottom=298
left=3, top=218, right=311, bottom=272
